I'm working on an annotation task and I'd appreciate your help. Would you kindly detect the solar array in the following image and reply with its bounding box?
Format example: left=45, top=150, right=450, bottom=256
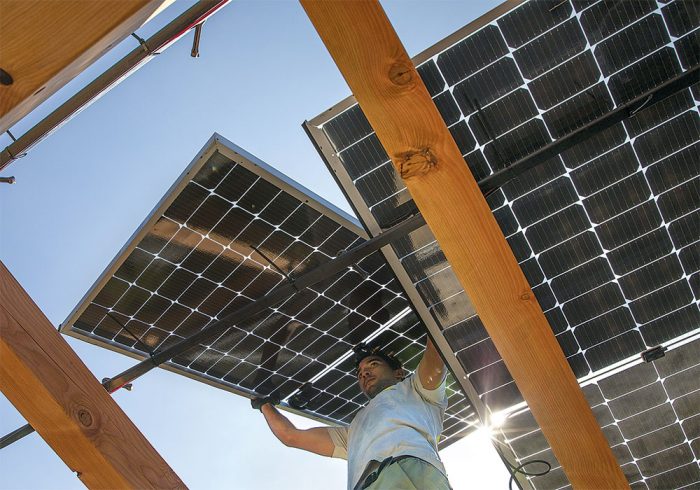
left=62, top=135, right=477, bottom=448
left=306, top=0, right=699, bottom=487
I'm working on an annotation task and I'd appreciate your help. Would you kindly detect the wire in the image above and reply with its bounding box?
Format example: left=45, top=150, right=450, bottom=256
left=507, top=459, right=552, bottom=490
left=492, top=441, right=551, bottom=490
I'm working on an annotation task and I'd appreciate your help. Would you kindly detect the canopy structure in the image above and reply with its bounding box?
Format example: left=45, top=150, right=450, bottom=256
left=2, top=0, right=698, bottom=488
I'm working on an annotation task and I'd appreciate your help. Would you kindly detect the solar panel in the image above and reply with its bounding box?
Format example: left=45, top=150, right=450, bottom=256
left=306, top=0, right=699, bottom=486
left=62, top=134, right=477, bottom=447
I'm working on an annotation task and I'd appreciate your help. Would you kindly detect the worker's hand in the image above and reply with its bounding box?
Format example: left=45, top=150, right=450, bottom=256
left=251, top=392, right=280, bottom=411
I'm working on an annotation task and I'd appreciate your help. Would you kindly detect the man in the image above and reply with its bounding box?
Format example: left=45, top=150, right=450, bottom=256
left=251, top=337, right=451, bottom=490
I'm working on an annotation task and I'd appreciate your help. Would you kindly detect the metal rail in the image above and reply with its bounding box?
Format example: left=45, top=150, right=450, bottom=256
left=2, top=63, right=698, bottom=450
left=479, top=64, right=700, bottom=194
left=0, top=0, right=230, bottom=171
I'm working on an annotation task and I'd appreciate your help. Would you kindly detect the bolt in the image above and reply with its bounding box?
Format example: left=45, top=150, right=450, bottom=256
left=0, top=69, right=13, bottom=86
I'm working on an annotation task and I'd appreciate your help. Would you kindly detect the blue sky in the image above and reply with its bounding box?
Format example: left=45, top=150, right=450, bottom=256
left=0, top=1, right=511, bottom=488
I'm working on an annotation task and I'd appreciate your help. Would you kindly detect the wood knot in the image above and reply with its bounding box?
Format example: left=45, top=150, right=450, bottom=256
left=520, top=292, right=531, bottom=301
left=397, top=148, right=438, bottom=179
left=77, top=408, right=93, bottom=427
left=388, top=62, right=413, bottom=86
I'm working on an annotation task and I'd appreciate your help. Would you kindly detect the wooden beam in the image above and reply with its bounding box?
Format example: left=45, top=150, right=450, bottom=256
left=0, top=261, right=185, bottom=489
left=300, top=2, right=628, bottom=488
left=0, top=0, right=169, bottom=133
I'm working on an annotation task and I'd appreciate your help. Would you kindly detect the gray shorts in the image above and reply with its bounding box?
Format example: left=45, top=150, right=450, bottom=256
left=364, top=457, right=451, bottom=490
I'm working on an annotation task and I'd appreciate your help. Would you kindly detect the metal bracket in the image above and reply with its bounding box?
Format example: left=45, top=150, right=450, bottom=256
left=130, top=32, right=157, bottom=55
left=641, top=345, right=667, bottom=363
left=191, top=22, right=205, bottom=58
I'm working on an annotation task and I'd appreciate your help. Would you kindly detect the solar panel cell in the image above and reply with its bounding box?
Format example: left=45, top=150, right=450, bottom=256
left=512, top=176, right=579, bottom=227
left=586, top=331, right=646, bottom=371
left=608, top=228, right=673, bottom=276
left=484, top=118, right=551, bottom=169
left=444, top=317, right=488, bottom=351
left=680, top=242, right=699, bottom=273
left=619, top=254, right=685, bottom=299
left=629, top=278, right=694, bottom=324
left=431, top=291, right=473, bottom=329
left=498, top=0, right=572, bottom=49
left=436, top=25, right=508, bottom=86
left=543, top=83, right=613, bottom=138
left=570, top=144, right=638, bottom=197
left=599, top=15, right=670, bottom=76
left=662, top=0, right=700, bottom=37
left=675, top=30, right=700, bottom=70
left=505, top=232, right=532, bottom=262
left=514, top=18, right=587, bottom=79
left=576, top=307, right=635, bottom=350
left=594, top=201, right=662, bottom=250
left=433, top=91, right=462, bottom=126
left=647, top=462, right=700, bottom=489
left=586, top=173, right=652, bottom=224
left=455, top=58, right=523, bottom=115
left=481, top=381, right=522, bottom=412
left=530, top=51, right=600, bottom=110
left=473, top=89, right=540, bottom=143
left=544, top=308, right=569, bottom=335
left=645, top=143, right=700, bottom=195
left=526, top=204, right=590, bottom=253
left=416, top=60, right=445, bottom=97
left=559, top=123, right=627, bottom=167
left=551, top=257, right=615, bottom=303
left=608, top=48, right=681, bottom=104
left=469, top=361, right=513, bottom=395
left=579, top=0, right=656, bottom=45
left=656, top=177, right=700, bottom=221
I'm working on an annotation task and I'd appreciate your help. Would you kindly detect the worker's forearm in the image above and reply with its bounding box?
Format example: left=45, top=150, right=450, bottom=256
left=419, top=337, right=446, bottom=389
left=260, top=403, right=297, bottom=446
left=424, top=338, right=443, bottom=368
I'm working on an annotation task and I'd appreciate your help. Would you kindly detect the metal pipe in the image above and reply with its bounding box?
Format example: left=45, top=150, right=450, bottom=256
left=0, top=0, right=230, bottom=171
left=0, top=424, right=35, bottom=449
left=479, top=65, right=700, bottom=194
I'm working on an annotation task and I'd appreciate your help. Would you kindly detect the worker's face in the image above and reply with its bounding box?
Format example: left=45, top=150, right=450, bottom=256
left=357, top=355, right=404, bottom=399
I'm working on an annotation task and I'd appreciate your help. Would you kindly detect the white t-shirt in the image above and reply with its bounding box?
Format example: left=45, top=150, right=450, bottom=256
left=327, top=374, right=448, bottom=490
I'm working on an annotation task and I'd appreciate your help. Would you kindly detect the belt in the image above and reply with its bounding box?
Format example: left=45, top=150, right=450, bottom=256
left=356, top=455, right=421, bottom=490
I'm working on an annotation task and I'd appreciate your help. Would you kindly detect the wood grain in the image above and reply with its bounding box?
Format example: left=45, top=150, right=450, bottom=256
left=300, top=1, right=628, bottom=488
left=0, top=261, right=185, bottom=489
left=0, top=0, right=167, bottom=132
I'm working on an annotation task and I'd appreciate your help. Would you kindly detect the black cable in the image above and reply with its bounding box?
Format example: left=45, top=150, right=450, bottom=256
left=105, top=311, right=155, bottom=356
left=491, top=436, right=551, bottom=489
left=507, top=458, right=551, bottom=490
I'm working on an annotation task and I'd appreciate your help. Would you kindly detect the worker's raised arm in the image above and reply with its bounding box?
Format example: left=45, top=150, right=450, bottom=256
left=257, top=402, right=336, bottom=457
left=417, top=337, right=446, bottom=390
